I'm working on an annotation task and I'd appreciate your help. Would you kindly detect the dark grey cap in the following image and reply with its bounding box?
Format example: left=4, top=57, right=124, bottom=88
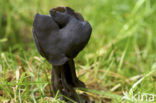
left=33, top=7, right=92, bottom=66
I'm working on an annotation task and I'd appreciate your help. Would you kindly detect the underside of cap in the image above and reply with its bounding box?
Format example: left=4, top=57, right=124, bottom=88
left=48, top=54, right=70, bottom=66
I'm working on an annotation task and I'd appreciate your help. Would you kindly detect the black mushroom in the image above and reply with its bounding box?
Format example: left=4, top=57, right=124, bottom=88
left=32, top=7, right=92, bottom=102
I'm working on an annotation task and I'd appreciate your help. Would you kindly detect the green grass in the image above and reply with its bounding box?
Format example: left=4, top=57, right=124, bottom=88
left=0, top=0, right=156, bottom=102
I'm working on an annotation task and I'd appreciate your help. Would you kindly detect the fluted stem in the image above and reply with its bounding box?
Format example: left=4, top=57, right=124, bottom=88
left=51, top=59, right=90, bottom=102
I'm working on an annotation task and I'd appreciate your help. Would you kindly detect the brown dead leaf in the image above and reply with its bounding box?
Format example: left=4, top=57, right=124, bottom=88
left=6, top=70, right=15, bottom=82
left=0, top=90, right=3, bottom=96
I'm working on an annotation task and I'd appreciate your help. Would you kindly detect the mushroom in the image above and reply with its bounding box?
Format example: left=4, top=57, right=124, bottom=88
left=32, top=7, right=92, bottom=102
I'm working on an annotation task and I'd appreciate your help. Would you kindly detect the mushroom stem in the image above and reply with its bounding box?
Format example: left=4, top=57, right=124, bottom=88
left=64, top=59, right=85, bottom=88
left=51, top=62, right=80, bottom=102
left=51, top=59, right=89, bottom=102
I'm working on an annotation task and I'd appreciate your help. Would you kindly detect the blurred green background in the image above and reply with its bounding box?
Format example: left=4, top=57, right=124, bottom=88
left=0, top=0, right=156, bottom=102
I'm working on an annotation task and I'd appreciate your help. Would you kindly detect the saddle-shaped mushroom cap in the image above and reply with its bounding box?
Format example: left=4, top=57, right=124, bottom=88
left=33, top=7, right=92, bottom=66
